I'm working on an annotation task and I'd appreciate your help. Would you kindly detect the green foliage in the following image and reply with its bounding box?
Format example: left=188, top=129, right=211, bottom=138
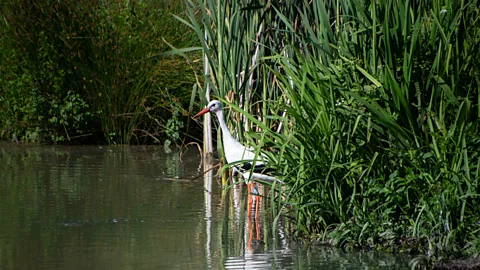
left=165, top=100, right=184, bottom=146
left=188, top=0, right=480, bottom=262
left=0, top=28, right=93, bottom=142
left=268, top=0, right=480, bottom=260
left=0, top=0, right=199, bottom=144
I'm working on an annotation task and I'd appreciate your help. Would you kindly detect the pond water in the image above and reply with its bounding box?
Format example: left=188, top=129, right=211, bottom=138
left=0, top=145, right=412, bottom=269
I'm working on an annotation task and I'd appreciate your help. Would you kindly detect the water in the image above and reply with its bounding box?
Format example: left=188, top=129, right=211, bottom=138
left=0, top=145, right=411, bottom=269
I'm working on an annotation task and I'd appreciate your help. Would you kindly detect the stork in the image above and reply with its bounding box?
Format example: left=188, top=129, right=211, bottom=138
left=194, top=100, right=276, bottom=217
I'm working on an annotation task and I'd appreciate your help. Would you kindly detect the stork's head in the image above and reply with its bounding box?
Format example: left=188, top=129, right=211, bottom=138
left=194, top=100, right=223, bottom=117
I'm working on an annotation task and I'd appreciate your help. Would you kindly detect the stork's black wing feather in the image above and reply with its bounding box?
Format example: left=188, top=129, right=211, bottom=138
left=240, top=163, right=275, bottom=174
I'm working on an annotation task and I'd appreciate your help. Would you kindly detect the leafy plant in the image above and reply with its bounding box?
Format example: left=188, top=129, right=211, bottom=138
left=0, top=0, right=199, bottom=144
left=188, top=0, right=480, bottom=263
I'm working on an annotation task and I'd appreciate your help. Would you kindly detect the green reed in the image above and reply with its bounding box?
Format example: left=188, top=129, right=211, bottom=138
left=188, top=0, right=480, bottom=263
left=277, top=0, right=479, bottom=261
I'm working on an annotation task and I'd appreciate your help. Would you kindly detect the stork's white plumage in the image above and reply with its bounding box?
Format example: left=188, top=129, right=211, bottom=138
left=194, top=100, right=269, bottom=172
left=195, top=100, right=276, bottom=216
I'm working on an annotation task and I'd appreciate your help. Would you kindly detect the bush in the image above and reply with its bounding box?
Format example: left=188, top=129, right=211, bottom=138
left=0, top=0, right=199, bottom=144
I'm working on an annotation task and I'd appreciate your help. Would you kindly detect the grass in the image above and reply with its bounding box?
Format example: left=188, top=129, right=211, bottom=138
left=186, top=0, right=480, bottom=265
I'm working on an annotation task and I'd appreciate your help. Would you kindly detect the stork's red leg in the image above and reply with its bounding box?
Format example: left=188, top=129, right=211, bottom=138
left=247, top=183, right=253, bottom=217
left=255, top=214, right=261, bottom=240
left=247, top=217, right=253, bottom=250
left=255, top=193, right=261, bottom=219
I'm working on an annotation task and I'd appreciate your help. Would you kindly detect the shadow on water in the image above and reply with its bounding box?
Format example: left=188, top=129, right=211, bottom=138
left=0, top=145, right=411, bottom=269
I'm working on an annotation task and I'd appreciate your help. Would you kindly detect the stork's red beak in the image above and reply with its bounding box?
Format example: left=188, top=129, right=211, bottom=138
left=194, top=107, right=210, bottom=118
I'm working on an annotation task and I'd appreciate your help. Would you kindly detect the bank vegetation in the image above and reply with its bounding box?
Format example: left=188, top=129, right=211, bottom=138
left=185, top=0, right=480, bottom=267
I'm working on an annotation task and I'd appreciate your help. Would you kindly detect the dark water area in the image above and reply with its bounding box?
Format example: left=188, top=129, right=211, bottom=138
left=0, top=145, right=411, bottom=269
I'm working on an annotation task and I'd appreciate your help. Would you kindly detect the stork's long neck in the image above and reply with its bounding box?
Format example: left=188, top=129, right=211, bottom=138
left=215, top=109, right=238, bottom=145
left=215, top=107, right=263, bottom=166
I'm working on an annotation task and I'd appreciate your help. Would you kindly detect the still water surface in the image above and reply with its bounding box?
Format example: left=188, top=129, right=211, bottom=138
left=0, top=145, right=411, bottom=269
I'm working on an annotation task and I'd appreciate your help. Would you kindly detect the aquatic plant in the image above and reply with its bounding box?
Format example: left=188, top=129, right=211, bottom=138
left=186, top=0, right=480, bottom=263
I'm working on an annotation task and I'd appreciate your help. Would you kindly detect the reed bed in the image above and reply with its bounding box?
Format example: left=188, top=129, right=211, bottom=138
left=186, top=0, right=480, bottom=263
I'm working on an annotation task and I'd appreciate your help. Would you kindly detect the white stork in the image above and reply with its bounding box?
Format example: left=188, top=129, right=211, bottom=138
left=194, top=100, right=276, bottom=217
